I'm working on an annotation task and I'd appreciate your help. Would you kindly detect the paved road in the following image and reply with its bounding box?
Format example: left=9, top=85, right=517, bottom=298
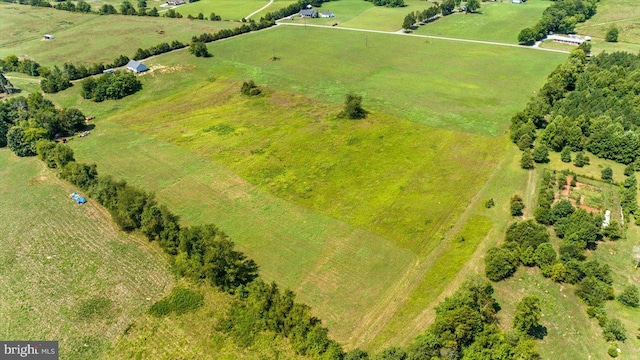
left=245, top=0, right=274, bottom=19
left=277, top=22, right=570, bottom=54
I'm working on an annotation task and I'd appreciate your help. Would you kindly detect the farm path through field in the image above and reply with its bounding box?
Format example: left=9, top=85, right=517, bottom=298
left=245, top=0, right=274, bottom=19
left=578, top=16, right=640, bottom=28
left=277, top=22, right=570, bottom=54
left=347, top=144, right=511, bottom=349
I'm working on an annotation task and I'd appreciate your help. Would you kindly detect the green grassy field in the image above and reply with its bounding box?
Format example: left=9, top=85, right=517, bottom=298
left=0, top=4, right=236, bottom=66
left=122, top=25, right=566, bottom=137
left=175, top=0, right=298, bottom=20
left=412, top=0, right=553, bottom=43
left=0, top=150, right=175, bottom=360
left=576, top=0, right=640, bottom=45
left=36, top=23, right=567, bottom=348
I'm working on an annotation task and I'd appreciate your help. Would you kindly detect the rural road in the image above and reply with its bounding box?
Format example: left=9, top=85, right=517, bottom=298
left=245, top=0, right=273, bottom=19
left=277, top=22, right=571, bottom=54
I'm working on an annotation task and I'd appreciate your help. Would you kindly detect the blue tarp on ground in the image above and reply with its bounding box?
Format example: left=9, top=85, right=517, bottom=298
left=71, top=192, right=87, bottom=204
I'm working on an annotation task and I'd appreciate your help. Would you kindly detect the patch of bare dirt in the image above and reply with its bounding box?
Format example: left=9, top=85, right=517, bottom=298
left=146, top=64, right=195, bottom=77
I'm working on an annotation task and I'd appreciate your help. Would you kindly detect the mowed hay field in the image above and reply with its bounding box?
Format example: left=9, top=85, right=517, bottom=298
left=0, top=4, right=236, bottom=66
left=412, top=0, right=553, bottom=43
left=0, top=150, right=174, bottom=360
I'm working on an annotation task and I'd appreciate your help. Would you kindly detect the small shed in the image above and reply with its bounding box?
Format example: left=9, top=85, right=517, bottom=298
left=103, top=68, right=115, bottom=74
left=44, top=34, right=54, bottom=40
left=126, top=60, right=148, bottom=74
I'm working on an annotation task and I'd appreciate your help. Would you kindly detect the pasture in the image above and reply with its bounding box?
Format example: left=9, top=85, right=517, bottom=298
left=175, top=0, right=298, bottom=20
left=40, top=24, right=566, bottom=347
left=411, top=0, right=553, bottom=43
left=576, top=0, right=640, bottom=45
left=0, top=150, right=174, bottom=360
left=198, top=25, right=563, bottom=136
left=0, top=4, right=236, bottom=66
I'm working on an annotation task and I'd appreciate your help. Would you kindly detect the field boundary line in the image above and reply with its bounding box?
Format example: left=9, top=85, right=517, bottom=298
left=276, top=22, right=570, bottom=54
left=348, top=145, right=511, bottom=349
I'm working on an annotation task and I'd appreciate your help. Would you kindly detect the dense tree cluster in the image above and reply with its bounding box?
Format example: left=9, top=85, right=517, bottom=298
left=0, top=93, right=85, bottom=154
left=512, top=50, right=640, bottom=171
left=53, top=0, right=91, bottom=12
left=365, top=0, right=405, bottom=8
left=80, top=70, right=142, bottom=102
left=372, top=279, right=541, bottom=359
left=240, top=80, right=261, bottom=96
left=440, top=0, right=455, bottom=16
left=485, top=219, right=553, bottom=281
left=220, top=280, right=343, bottom=357
left=188, top=41, right=210, bottom=57
left=525, top=169, right=628, bottom=343
left=518, top=0, right=599, bottom=45
left=0, top=55, right=41, bottom=76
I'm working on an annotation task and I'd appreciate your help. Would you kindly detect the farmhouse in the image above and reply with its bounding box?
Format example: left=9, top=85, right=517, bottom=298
left=320, top=11, right=334, bottom=18
left=126, top=60, right=148, bottom=74
left=300, top=9, right=318, bottom=18
left=43, top=34, right=54, bottom=40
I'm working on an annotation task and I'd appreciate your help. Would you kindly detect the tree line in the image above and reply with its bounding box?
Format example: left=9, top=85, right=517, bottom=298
left=364, top=0, right=405, bottom=8
left=80, top=71, right=142, bottom=102
left=518, top=0, right=599, bottom=45
left=486, top=170, right=637, bottom=349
